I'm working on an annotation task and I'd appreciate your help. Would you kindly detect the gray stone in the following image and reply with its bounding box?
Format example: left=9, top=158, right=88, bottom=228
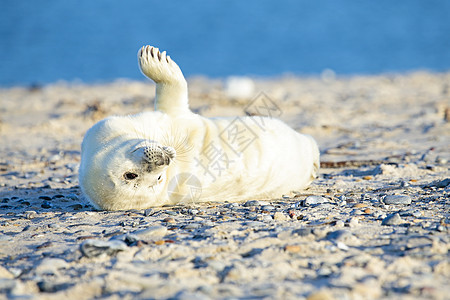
left=304, top=196, right=327, bottom=206
left=381, top=213, right=404, bottom=226
left=244, top=200, right=260, bottom=207
left=436, top=225, right=446, bottom=232
left=24, top=211, right=37, bottom=219
left=144, top=208, right=154, bottom=216
left=133, top=226, right=168, bottom=240
left=412, top=210, right=422, bottom=218
left=66, top=194, right=79, bottom=201
left=245, top=213, right=258, bottom=220
left=326, top=229, right=353, bottom=242
left=292, top=228, right=313, bottom=237
left=373, top=211, right=387, bottom=220
left=183, top=223, right=202, bottom=230
left=242, top=221, right=264, bottom=227
left=224, top=203, right=239, bottom=209
left=257, top=214, right=274, bottom=222
left=383, top=195, right=412, bottom=205
left=37, top=281, right=74, bottom=293
left=34, top=258, right=68, bottom=275
left=188, top=209, right=199, bottom=215
left=80, top=240, right=128, bottom=258
left=261, top=205, right=275, bottom=211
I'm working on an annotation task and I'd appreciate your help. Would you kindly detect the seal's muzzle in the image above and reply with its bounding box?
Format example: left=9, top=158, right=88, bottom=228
left=138, top=144, right=176, bottom=172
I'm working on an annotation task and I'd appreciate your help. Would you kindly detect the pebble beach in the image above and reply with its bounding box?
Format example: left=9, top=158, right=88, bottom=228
left=0, top=72, right=449, bottom=299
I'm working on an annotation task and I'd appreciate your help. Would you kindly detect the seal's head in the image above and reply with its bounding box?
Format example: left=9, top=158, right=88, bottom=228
left=79, top=121, right=176, bottom=210
left=123, top=141, right=176, bottom=190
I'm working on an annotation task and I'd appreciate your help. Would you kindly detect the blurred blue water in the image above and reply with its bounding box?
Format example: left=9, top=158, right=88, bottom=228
left=1, top=0, right=449, bottom=86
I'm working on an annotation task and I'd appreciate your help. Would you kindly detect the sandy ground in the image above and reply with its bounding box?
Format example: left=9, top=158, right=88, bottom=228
left=0, top=72, right=449, bottom=299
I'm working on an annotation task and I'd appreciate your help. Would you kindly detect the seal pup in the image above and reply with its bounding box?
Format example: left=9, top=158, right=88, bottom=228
left=79, top=45, right=319, bottom=210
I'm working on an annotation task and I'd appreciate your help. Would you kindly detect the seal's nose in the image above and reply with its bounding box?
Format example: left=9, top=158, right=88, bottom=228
left=140, top=144, right=175, bottom=170
left=143, top=145, right=166, bottom=166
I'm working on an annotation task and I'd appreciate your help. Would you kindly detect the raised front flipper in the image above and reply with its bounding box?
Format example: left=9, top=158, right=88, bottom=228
left=138, top=45, right=190, bottom=115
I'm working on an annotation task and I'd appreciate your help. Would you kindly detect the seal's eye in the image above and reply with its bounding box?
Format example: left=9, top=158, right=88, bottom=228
left=157, top=175, right=162, bottom=181
left=124, top=172, right=139, bottom=180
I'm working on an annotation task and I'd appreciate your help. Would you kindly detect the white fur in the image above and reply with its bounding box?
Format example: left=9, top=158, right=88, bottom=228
left=79, top=45, right=319, bottom=210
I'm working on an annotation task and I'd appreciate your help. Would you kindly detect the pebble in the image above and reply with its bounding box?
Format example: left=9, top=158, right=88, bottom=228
left=261, top=205, right=275, bottom=211
left=334, top=220, right=345, bottom=228
left=224, top=203, right=239, bottom=209
left=242, top=221, right=264, bottom=227
left=68, top=204, right=83, bottom=210
left=48, top=154, right=61, bottom=163
left=132, top=226, right=168, bottom=240
left=37, top=281, right=73, bottom=293
left=257, top=214, right=274, bottom=222
left=338, top=200, right=347, bottom=206
left=80, top=240, right=128, bottom=258
left=273, top=211, right=290, bottom=221
left=122, top=234, right=139, bottom=245
left=383, top=195, right=412, bottom=205
left=412, top=210, right=422, bottom=218
left=290, top=202, right=302, bottom=209
left=347, top=217, right=359, bottom=227
left=244, top=200, right=260, bottom=207
left=304, top=196, right=327, bottom=206
left=163, top=217, right=175, bottom=223
left=430, top=178, right=450, bottom=188
left=381, top=213, right=404, bottom=226
left=24, top=211, right=37, bottom=219
left=41, top=201, right=52, bottom=209
left=373, top=211, right=387, bottom=220
left=183, top=223, right=202, bottom=230
left=188, top=209, right=199, bottom=215
left=66, top=194, right=79, bottom=201
left=284, top=245, right=301, bottom=253
left=144, top=208, right=154, bottom=216
left=436, top=225, right=445, bottom=232
left=245, top=212, right=258, bottom=220
left=326, top=230, right=353, bottom=242
left=34, top=258, right=68, bottom=275
left=400, top=181, right=410, bottom=187
left=336, top=241, right=349, bottom=251
left=292, top=228, right=313, bottom=237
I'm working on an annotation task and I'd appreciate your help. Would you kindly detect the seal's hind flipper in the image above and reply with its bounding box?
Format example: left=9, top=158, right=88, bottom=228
left=138, top=45, right=190, bottom=115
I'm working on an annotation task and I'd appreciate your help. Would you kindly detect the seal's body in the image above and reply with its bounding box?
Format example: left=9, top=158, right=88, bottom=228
left=79, top=45, right=319, bottom=210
